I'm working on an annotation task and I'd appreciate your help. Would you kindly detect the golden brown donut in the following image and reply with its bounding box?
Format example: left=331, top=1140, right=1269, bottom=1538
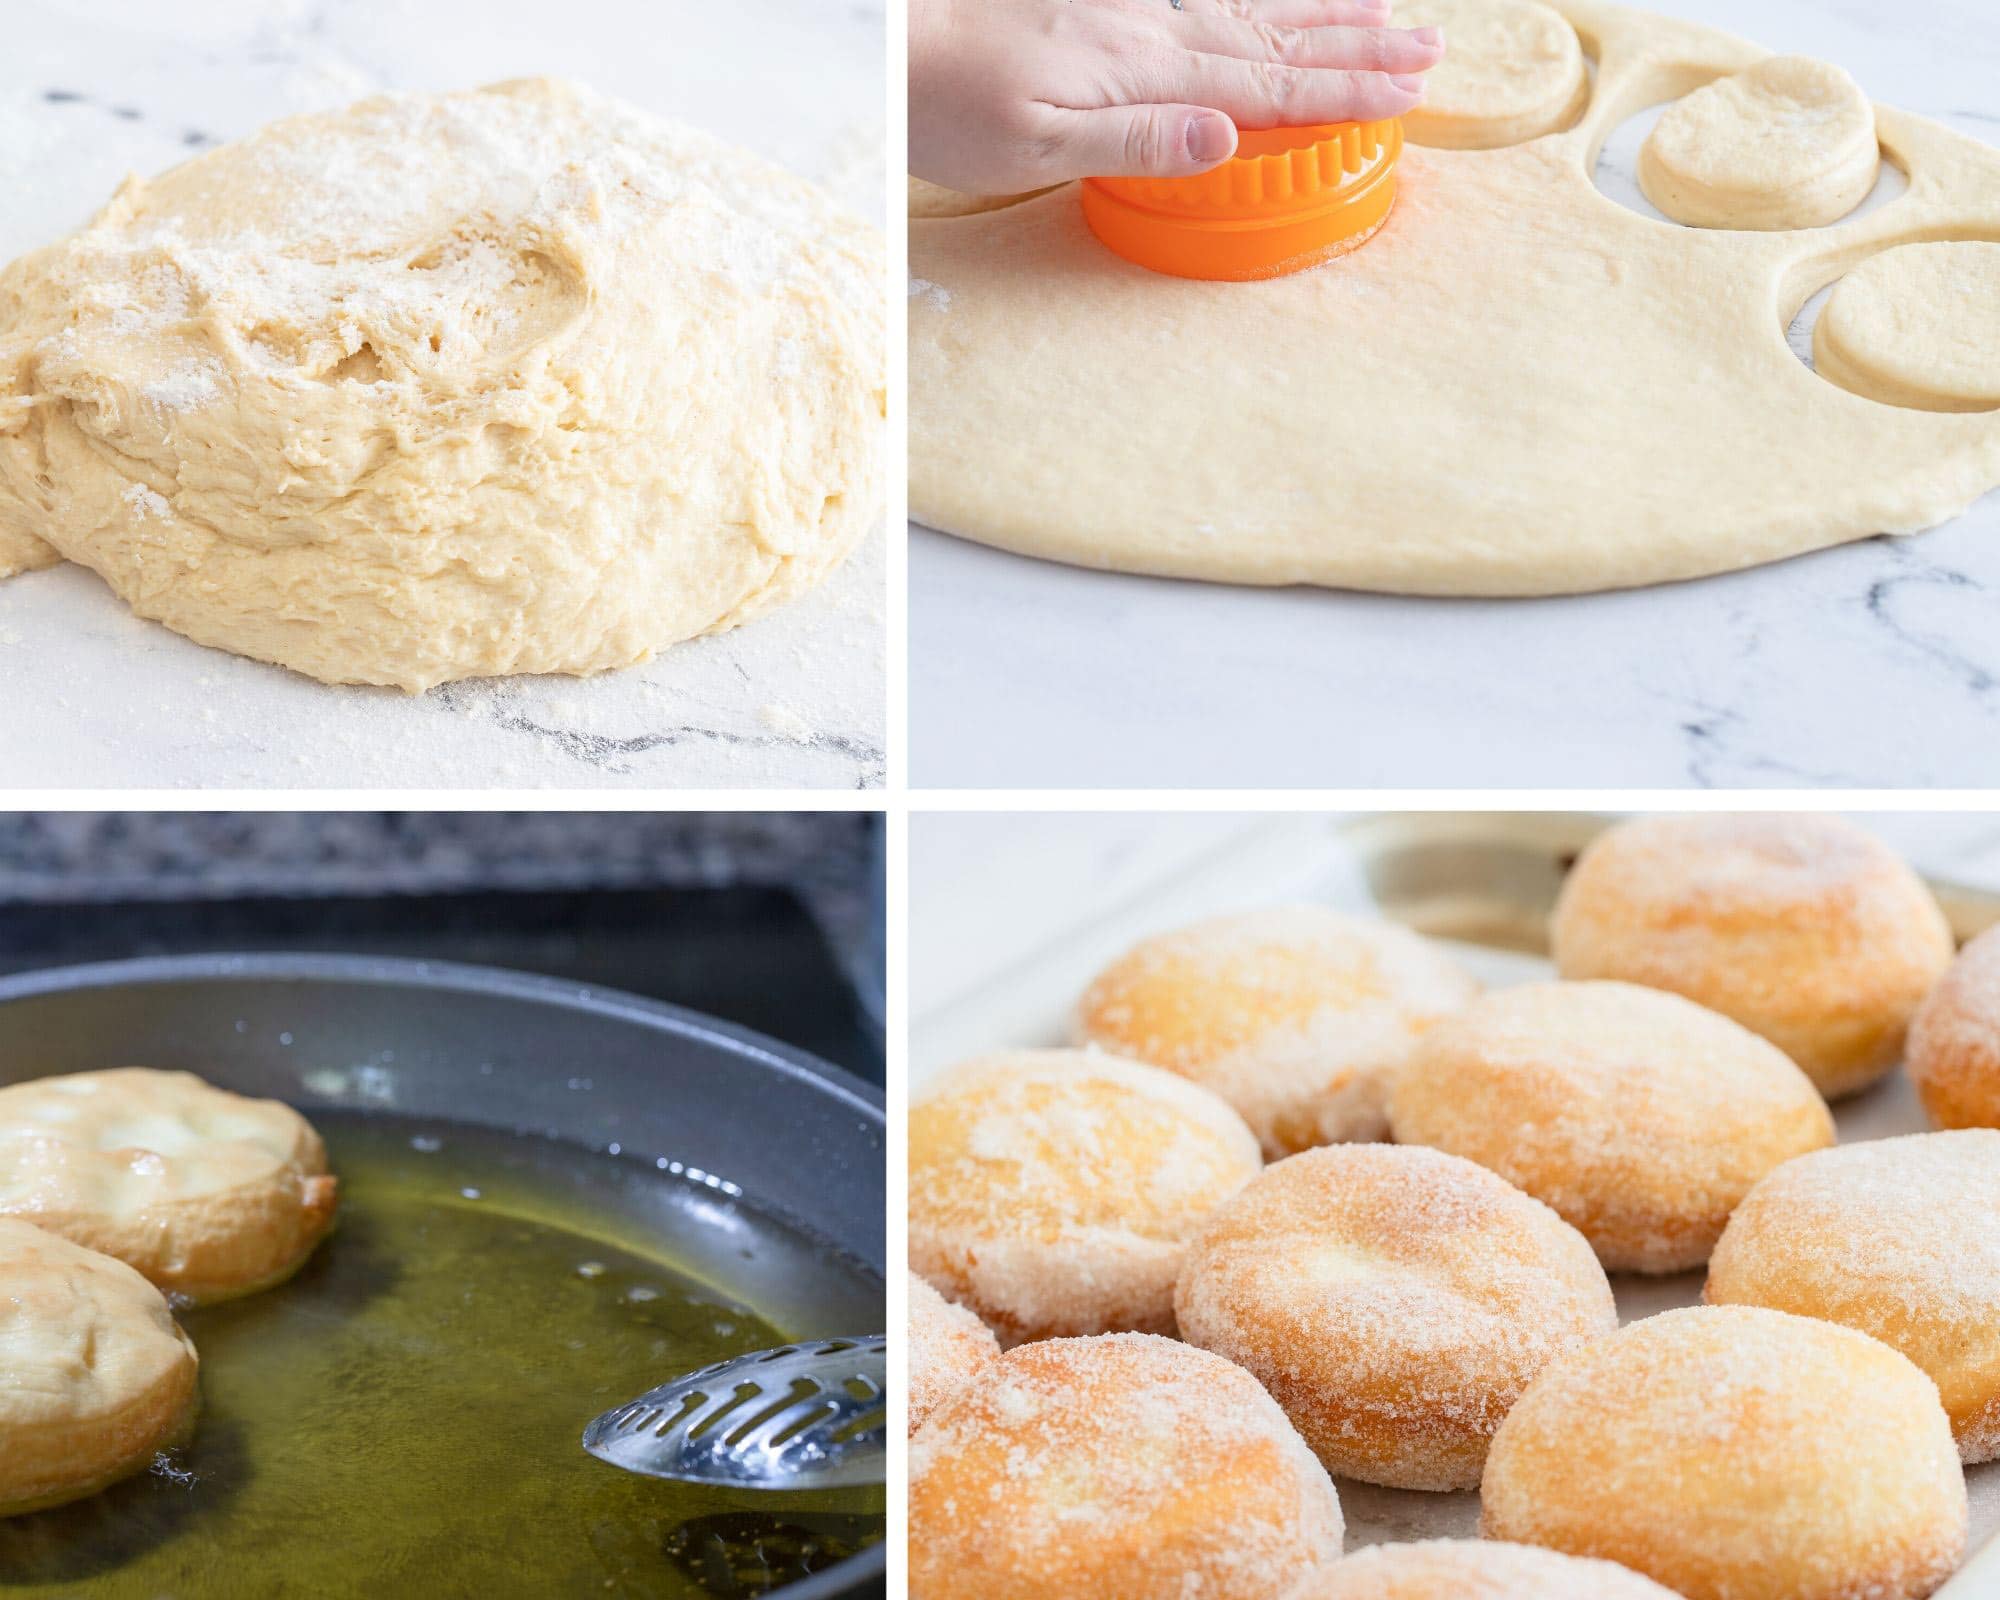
left=1551, top=814, right=1954, bottom=1098
left=1483, top=1305, right=1967, bottom=1600
left=0, top=1068, right=339, bottom=1303
left=1076, top=907, right=1479, bottom=1157
left=0, top=1218, right=200, bottom=1516
left=1174, top=1144, right=1615, bottom=1491
left=907, top=1271, right=999, bottom=1436
left=1908, top=925, right=2000, bottom=1129
left=1390, top=980, right=1834, bottom=1273
left=1708, top=1130, right=2000, bottom=1463
left=908, top=1049, right=1261, bottom=1344
left=908, top=1332, right=1343, bottom=1600
left=1279, top=1539, right=1681, bottom=1599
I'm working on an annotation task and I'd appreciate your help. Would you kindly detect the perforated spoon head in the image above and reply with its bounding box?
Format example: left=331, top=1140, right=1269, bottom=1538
left=583, top=1336, right=888, bottom=1491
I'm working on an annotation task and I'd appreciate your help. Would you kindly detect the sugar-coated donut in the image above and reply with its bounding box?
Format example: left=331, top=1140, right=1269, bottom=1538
left=0, top=1218, right=199, bottom=1516
left=0, top=1068, right=339, bottom=1303
left=1551, top=814, right=1954, bottom=1099
left=1279, top=1539, right=1681, bottom=1599
left=1390, top=980, right=1834, bottom=1273
left=907, top=1272, right=999, bottom=1436
left=1708, top=1131, right=2000, bottom=1463
left=1076, top=907, right=1479, bottom=1158
left=908, top=1049, right=1261, bottom=1344
left=1175, top=1144, right=1615, bottom=1491
left=909, top=1333, right=1343, bottom=1600
left=1483, top=1305, right=1967, bottom=1600
left=1909, top=925, right=2000, bottom=1130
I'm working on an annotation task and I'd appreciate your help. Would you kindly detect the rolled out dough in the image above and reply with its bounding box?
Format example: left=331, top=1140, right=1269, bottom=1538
left=0, top=79, right=885, bottom=691
left=1815, top=242, right=2000, bottom=415
left=909, top=0, right=2000, bottom=596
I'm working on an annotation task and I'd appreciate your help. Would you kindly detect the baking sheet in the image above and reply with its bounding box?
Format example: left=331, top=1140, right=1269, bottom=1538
left=910, top=812, right=2000, bottom=1590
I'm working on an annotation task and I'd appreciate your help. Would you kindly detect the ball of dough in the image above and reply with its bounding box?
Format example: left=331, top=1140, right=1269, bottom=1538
left=0, top=79, right=884, bottom=690
left=1551, top=814, right=1954, bottom=1099
left=0, top=1068, right=339, bottom=1303
left=1395, top=0, right=1589, bottom=150
left=1640, top=57, right=1878, bottom=230
left=1175, top=1143, right=1616, bottom=1490
left=0, top=1218, right=199, bottom=1517
left=907, top=1272, right=999, bottom=1436
left=909, top=1332, right=1343, bottom=1600
left=1815, top=241, right=2000, bottom=413
left=908, top=1049, right=1261, bottom=1344
left=1910, top=924, right=2000, bottom=1128
left=1708, top=1131, right=2000, bottom=1463
left=1278, top=1539, right=1681, bottom=1599
left=1076, top=907, right=1479, bottom=1158
left=1390, top=980, right=1834, bottom=1273
left=1482, top=1305, right=1967, bottom=1600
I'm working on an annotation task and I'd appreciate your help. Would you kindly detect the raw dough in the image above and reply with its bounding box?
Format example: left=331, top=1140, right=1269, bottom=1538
left=1397, top=0, right=1590, bottom=150
left=0, top=79, right=885, bottom=690
left=909, top=0, right=2000, bottom=595
left=1640, top=57, right=1878, bottom=230
left=1815, top=241, right=2000, bottom=413
left=908, top=177, right=1051, bottom=219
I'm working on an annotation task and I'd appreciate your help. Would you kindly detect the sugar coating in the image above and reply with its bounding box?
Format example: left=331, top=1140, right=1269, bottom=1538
left=1391, top=980, right=1834, bottom=1273
left=909, top=1049, right=1262, bottom=1344
left=1175, top=1144, right=1616, bottom=1491
left=1077, top=906, right=1480, bottom=1157
left=1483, top=1306, right=1967, bottom=1600
left=1280, top=1538, right=1680, bottom=1598
left=1909, top=924, right=2000, bottom=1129
left=1708, top=1130, right=2000, bottom=1462
left=1551, top=814, right=1954, bottom=1099
left=909, top=1332, right=1343, bottom=1600
left=908, top=1272, right=1000, bottom=1436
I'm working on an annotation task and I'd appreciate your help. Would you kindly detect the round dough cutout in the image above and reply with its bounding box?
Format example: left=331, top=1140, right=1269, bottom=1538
left=907, top=1272, right=1000, bottom=1435
left=1280, top=1538, right=1681, bottom=1599
left=1396, top=0, right=1590, bottom=150
left=1815, top=241, right=2000, bottom=413
left=909, top=1332, right=1344, bottom=1600
left=1640, top=56, right=1879, bottom=230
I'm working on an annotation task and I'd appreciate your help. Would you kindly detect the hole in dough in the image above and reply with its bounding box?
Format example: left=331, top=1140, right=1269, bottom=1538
left=328, top=344, right=383, bottom=384
left=908, top=177, right=1058, bottom=220
left=1639, top=57, right=1881, bottom=231
left=1393, top=0, right=1591, bottom=150
left=1802, top=240, right=2000, bottom=412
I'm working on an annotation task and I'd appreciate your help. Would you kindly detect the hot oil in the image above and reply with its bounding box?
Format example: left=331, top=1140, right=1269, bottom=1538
left=0, top=1111, right=883, bottom=1598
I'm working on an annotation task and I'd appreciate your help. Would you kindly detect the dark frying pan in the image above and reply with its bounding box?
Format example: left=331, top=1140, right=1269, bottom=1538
left=0, top=953, right=886, bottom=1599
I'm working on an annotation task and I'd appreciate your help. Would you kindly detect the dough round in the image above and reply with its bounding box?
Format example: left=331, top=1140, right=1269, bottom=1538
left=1396, top=0, right=1589, bottom=150
left=0, top=79, right=884, bottom=690
left=1707, top=1131, right=2000, bottom=1463
left=907, top=1272, right=999, bottom=1436
left=1551, top=814, right=1954, bottom=1099
left=907, top=1049, right=1261, bottom=1344
left=0, top=1218, right=199, bottom=1516
left=1390, top=980, right=1834, bottom=1273
left=1075, top=908, right=1478, bottom=1157
left=0, top=1068, right=339, bottom=1303
left=1640, top=57, right=1878, bottom=231
left=1279, top=1539, right=1681, bottom=1599
left=1910, top=925, right=2000, bottom=1128
left=1815, top=241, right=2000, bottom=413
left=1174, top=1143, right=1616, bottom=1490
left=908, top=1332, right=1344, bottom=1600
left=1482, top=1305, right=1967, bottom=1600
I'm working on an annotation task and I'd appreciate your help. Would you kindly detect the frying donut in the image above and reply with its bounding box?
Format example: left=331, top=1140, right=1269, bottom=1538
left=0, top=1218, right=199, bottom=1516
left=1482, top=1305, right=1967, bottom=1600
left=1077, top=907, right=1479, bottom=1157
left=1551, top=814, right=1953, bottom=1098
left=908, top=1272, right=999, bottom=1435
left=1908, top=925, right=2000, bottom=1130
left=1389, top=980, right=1834, bottom=1273
left=1174, top=1143, right=1616, bottom=1491
left=908, top=1332, right=1343, bottom=1600
left=908, top=1049, right=1261, bottom=1344
left=1279, top=1539, right=1680, bottom=1598
left=0, top=1068, right=339, bottom=1303
left=1708, top=1130, right=2000, bottom=1462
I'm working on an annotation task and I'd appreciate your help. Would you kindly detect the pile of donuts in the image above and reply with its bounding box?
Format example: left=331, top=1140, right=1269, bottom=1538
left=908, top=814, right=2000, bottom=1600
left=0, top=1068, right=337, bottom=1517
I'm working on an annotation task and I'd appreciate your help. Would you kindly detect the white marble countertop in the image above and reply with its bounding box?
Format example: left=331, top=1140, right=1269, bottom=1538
left=909, top=0, right=2000, bottom=791
left=0, top=0, right=885, bottom=790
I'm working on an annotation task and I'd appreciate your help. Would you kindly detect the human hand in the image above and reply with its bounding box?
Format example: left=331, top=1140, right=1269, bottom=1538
left=909, top=0, right=1444, bottom=195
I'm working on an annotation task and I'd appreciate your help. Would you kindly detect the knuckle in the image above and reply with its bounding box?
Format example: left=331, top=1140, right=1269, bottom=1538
left=1123, top=115, right=1173, bottom=172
